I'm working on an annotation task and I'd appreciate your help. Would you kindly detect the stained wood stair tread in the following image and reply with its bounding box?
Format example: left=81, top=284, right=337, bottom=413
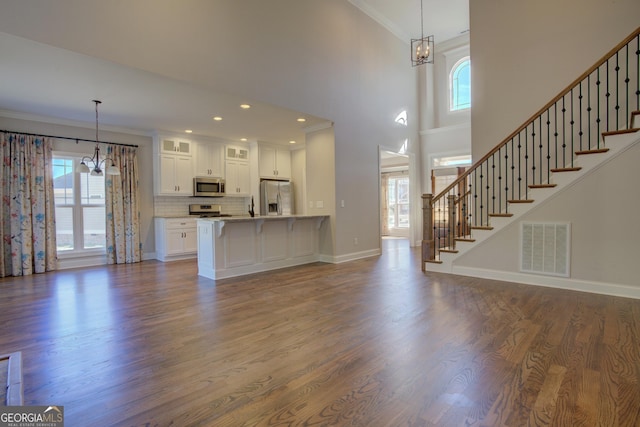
left=551, top=167, right=582, bottom=172
left=425, top=259, right=443, bottom=264
left=508, top=199, right=534, bottom=203
left=455, top=238, right=476, bottom=242
left=439, top=249, right=459, bottom=253
left=471, top=226, right=494, bottom=230
left=575, top=148, right=610, bottom=155
left=602, top=128, right=639, bottom=137
left=489, top=213, right=514, bottom=217
left=529, top=184, right=557, bottom=188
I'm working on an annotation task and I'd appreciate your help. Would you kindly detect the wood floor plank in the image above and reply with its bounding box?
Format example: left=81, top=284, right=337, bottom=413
left=0, top=238, right=639, bottom=426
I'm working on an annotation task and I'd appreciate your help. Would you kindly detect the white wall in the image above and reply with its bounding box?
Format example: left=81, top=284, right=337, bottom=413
left=305, top=125, right=336, bottom=258
left=0, top=114, right=156, bottom=258
left=0, top=0, right=419, bottom=260
left=469, top=0, right=640, bottom=161
left=290, top=148, right=306, bottom=216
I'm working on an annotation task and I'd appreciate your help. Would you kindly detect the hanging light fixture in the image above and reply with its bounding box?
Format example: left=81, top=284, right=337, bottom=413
left=410, top=0, right=434, bottom=66
left=77, top=100, right=120, bottom=176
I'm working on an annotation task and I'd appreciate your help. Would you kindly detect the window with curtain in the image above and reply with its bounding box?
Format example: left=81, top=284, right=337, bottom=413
left=450, top=57, right=471, bottom=111
left=387, top=175, right=409, bottom=229
left=53, top=155, right=106, bottom=253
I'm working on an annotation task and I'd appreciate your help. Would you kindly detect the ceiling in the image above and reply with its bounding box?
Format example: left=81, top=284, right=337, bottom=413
left=0, top=1, right=468, bottom=146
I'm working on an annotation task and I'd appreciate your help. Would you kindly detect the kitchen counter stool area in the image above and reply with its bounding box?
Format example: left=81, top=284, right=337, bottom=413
left=197, top=215, right=328, bottom=280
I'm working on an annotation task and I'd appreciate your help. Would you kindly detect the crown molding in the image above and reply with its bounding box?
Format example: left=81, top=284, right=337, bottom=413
left=303, top=120, right=334, bottom=134
left=348, top=0, right=410, bottom=44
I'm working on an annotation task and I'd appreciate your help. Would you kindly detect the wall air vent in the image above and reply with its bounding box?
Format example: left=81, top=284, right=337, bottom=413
left=521, top=222, right=570, bottom=277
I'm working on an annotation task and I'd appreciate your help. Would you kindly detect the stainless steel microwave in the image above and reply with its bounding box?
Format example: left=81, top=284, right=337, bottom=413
left=193, top=177, right=225, bottom=197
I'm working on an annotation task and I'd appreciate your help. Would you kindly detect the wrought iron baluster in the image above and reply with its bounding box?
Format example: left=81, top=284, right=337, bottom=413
left=491, top=153, right=496, bottom=212
left=579, top=81, right=584, bottom=151
left=624, top=44, right=629, bottom=128
left=570, top=88, right=575, bottom=167
left=560, top=96, right=565, bottom=169
left=615, top=51, right=620, bottom=130
left=517, top=134, right=522, bottom=200
left=587, top=74, right=592, bottom=150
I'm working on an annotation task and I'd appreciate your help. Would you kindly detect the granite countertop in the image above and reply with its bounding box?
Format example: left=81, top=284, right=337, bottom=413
left=196, top=214, right=328, bottom=222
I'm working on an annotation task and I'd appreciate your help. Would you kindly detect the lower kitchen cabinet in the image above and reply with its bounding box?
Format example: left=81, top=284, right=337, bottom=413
left=155, top=217, right=198, bottom=261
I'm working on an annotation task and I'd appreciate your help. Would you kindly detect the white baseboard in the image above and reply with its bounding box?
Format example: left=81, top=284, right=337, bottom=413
left=321, top=248, right=381, bottom=264
left=451, top=266, right=640, bottom=300
left=57, top=254, right=107, bottom=270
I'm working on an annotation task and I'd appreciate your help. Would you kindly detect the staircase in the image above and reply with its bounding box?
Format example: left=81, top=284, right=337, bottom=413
left=422, top=28, right=640, bottom=281
left=424, top=125, right=640, bottom=273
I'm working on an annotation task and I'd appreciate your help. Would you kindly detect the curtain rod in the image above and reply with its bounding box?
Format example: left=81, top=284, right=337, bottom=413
left=0, top=129, right=139, bottom=148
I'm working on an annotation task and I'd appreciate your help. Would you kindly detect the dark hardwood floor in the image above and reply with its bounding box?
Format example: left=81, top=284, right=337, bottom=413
left=1, top=238, right=639, bottom=426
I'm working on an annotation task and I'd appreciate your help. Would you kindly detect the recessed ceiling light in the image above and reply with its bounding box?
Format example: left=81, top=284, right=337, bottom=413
left=185, top=129, right=193, bottom=133
left=240, top=138, right=247, bottom=142
left=213, top=116, right=223, bottom=121
left=289, top=140, right=296, bottom=144
left=240, top=104, right=251, bottom=109
left=297, top=118, right=306, bottom=122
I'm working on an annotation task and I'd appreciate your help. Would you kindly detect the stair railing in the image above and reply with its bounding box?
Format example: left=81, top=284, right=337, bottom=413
left=422, top=27, right=640, bottom=268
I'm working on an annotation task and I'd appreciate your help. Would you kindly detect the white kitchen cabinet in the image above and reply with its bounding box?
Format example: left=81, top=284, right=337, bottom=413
left=259, top=145, right=291, bottom=179
left=155, top=217, right=198, bottom=261
left=225, top=160, right=251, bottom=196
left=157, top=154, right=193, bottom=196
left=160, top=138, right=192, bottom=155
left=225, top=145, right=249, bottom=161
left=194, top=142, right=223, bottom=177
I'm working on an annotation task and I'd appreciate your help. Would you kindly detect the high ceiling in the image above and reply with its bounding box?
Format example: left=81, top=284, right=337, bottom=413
left=0, top=1, right=468, bottom=146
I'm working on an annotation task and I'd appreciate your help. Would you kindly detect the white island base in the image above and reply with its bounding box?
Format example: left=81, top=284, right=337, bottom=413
left=197, top=215, right=328, bottom=280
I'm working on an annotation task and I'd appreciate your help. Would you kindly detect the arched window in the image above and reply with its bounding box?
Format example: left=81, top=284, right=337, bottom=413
left=450, top=57, right=471, bottom=111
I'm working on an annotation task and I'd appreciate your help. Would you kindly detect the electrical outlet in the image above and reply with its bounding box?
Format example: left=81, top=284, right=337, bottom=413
left=341, top=200, right=345, bottom=208
left=354, top=237, right=358, bottom=245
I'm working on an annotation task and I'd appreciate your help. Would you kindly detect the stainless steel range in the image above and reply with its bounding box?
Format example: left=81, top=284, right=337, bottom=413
left=188, top=204, right=232, bottom=218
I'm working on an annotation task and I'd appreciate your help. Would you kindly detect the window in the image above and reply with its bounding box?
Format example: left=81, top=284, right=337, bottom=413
left=53, top=155, right=106, bottom=253
left=394, top=110, right=407, bottom=126
left=387, top=175, right=409, bottom=229
left=450, top=57, right=471, bottom=111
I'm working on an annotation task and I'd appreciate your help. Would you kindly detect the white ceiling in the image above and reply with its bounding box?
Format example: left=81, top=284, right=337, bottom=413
left=0, top=1, right=468, bottom=146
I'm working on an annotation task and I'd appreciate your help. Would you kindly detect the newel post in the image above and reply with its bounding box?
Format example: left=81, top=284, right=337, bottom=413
left=422, top=194, right=434, bottom=271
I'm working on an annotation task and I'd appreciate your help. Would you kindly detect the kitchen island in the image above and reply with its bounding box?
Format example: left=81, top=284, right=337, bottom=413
left=197, top=215, right=328, bottom=280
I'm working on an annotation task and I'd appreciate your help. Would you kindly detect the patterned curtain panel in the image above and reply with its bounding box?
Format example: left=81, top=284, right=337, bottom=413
left=105, top=144, right=141, bottom=264
left=0, top=133, right=57, bottom=277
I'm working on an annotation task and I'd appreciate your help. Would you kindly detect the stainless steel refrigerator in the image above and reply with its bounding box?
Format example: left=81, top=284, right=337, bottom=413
left=260, top=180, right=293, bottom=216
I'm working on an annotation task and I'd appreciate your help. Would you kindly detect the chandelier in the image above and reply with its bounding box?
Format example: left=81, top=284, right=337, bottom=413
left=77, top=100, right=120, bottom=176
left=410, top=0, right=434, bottom=66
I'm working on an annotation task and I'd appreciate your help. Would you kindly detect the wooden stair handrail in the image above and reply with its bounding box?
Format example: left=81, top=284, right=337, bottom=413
left=431, top=26, right=640, bottom=206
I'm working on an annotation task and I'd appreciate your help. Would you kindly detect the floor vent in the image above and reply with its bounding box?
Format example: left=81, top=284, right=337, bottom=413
left=521, top=222, right=570, bottom=277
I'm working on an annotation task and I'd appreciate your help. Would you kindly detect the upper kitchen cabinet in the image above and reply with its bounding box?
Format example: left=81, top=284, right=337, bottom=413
left=225, top=160, right=251, bottom=196
left=225, top=145, right=249, bottom=161
left=194, top=142, right=223, bottom=177
left=259, top=145, right=291, bottom=179
left=224, top=144, right=251, bottom=196
left=154, top=135, right=194, bottom=196
left=160, top=138, right=192, bottom=156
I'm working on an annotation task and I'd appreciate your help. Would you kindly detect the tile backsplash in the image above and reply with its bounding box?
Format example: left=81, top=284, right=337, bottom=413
left=154, top=196, right=251, bottom=217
